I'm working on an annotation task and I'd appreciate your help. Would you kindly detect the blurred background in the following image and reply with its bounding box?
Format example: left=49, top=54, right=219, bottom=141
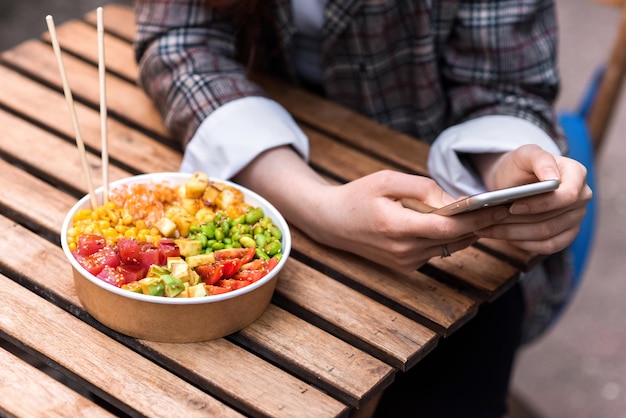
left=1, top=1, right=625, bottom=417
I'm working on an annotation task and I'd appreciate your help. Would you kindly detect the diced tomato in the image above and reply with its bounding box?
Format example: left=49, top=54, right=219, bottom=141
left=205, top=285, right=230, bottom=295
left=76, top=234, right=106, bottom=256
left=195, top=263, right=223, bottom=285
left=75, top=247, right=120, bottom=276
left=233, top=269, right=266, bottom=282
left=216, top=279, right=250, bottom=291
left=232, top=258, right=273, bottom=282
left=267, top=257, right=279, bottom=272
left=217, top=258, right=243, bottom=279
left=214, top=248, right=255, bottom=264
left=96, top=265, right=127, bottom=287
left=117, top=237, right=141, bottom=264
left=116, top=264, right=147, bottom=284
left=158, top=238, right=180, bottom=259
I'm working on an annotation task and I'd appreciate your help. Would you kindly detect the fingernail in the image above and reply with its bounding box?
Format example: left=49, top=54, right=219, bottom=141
left=494, top=207, right=510, bottom=221
left=510, top=203, right=529, bottom=215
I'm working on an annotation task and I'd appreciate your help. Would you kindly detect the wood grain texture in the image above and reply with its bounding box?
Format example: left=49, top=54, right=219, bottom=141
left=0, top=273, right=243, bottom=418
left=0, top=347, right=116, bottom=418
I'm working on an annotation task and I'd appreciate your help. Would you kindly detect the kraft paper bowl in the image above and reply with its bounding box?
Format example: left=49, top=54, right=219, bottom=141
left=60, top=172, right=290, bottom=343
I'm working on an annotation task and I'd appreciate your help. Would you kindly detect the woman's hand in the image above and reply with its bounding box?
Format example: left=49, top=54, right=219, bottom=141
left=308, top=170, right=512, bottom=271
left=235, top=147, right=511, bottom=272
left=472, top=144, right=593, bottom=254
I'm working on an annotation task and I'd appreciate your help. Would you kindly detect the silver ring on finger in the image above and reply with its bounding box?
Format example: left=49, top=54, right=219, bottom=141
left=440, top=243, right=451, bottom=258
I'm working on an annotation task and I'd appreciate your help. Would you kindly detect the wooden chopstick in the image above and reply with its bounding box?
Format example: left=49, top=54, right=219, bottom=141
left=97, top=7, right=109, bottom=204
left=46, top=14, right=98, bottom=210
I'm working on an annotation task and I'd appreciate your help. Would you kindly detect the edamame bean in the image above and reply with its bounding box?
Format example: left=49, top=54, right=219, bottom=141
left=239, top=236, right=257, bottom=248
left=201, top=223, right=216, bottom=239
left=265, top=240, right=282, bottom=256
left=246, top=208, right=264, bottom=224
left=255, top=248, right=270, bottom=260
left=220, top=220, right=230, bottom=235
left=255, top=233, right=267, bottom=248
left=269, top=225, right=282, bottom=240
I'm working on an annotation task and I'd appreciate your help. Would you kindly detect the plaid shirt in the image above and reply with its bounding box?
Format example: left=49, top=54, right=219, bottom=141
left=134, top=0, right=573, bottom=342
left=135, top=0, right=566, bottom=152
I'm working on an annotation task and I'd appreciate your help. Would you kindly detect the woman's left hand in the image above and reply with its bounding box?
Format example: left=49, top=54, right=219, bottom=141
left=473, top=145, right=593, bottom=254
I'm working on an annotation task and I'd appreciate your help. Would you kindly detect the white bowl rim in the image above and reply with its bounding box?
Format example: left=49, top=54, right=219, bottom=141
left=60, top=172, right=291, bottom=305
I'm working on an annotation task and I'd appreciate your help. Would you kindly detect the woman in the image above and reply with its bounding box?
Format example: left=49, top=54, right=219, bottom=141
left=134, top=1, right=591, bottom=416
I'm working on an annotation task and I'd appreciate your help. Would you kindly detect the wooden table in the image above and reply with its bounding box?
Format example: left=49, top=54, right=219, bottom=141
left=0, top=4, right=540, bottom=417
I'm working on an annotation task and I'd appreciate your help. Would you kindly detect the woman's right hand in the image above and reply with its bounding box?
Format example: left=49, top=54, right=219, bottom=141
left=235, top=147, right=511, bottom=272
left=307, top=170, right=512, bottom=272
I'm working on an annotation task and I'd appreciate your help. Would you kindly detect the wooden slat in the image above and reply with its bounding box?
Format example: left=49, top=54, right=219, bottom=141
left=289, top=228, right=477, bottom=336
left=426, top=247, right=520, bottom=301
left=0, top=346, right=116, bottom=418
left=224, top=304, right=394, bottom=407
left=269, top=259, right=439, bottom=371
left=0, top=66, right=182, bottom=175
left=0, top=110, right=130, bottom=195
left=42, top=19, right=138, bottom=82
left=253, top=73, right=431, bottom=175
left=0, top=273, right=243, bottom=418
left=0, top=158, right=84, bottom=245
left=85, top=4, right=137, bottom=42
left=305, top=127, right=396, bottom=178
left=0, top=217, right=349, bottom=418
left=142, top=334, right=351, bottom=417
left=0, top=40, right=171, bottom=141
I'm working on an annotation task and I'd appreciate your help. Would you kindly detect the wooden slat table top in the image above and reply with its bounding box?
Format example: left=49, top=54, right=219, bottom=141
left=0, top=346, right=117, bottom=418
left=0, top=4, right=535, bottom=417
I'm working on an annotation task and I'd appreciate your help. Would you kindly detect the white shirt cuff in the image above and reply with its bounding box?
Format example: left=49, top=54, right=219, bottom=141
left=427, top=115, right=562, bottom=197
left=180, top=97, right=310, bottom=179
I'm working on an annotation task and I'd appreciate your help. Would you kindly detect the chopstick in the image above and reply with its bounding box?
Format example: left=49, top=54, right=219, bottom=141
left=46, top=15, right=98, bottom=210
left=97, top=7, right=109, bottom=204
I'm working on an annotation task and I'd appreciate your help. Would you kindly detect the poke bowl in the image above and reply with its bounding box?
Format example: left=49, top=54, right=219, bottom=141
left=61, top=172, right=291, bottom=343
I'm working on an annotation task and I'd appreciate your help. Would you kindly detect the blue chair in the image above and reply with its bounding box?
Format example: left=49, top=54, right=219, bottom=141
left=558, top=0, right=626, bottom=293
left=558, top=68, right=601, bottom=291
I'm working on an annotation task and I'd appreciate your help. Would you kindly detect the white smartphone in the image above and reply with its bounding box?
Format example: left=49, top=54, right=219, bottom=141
left=430, top=179, right=560, bottom=216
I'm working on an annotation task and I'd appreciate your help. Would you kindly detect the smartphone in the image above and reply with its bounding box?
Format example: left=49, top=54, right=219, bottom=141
left=430, top=179, right=560, bottom=216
